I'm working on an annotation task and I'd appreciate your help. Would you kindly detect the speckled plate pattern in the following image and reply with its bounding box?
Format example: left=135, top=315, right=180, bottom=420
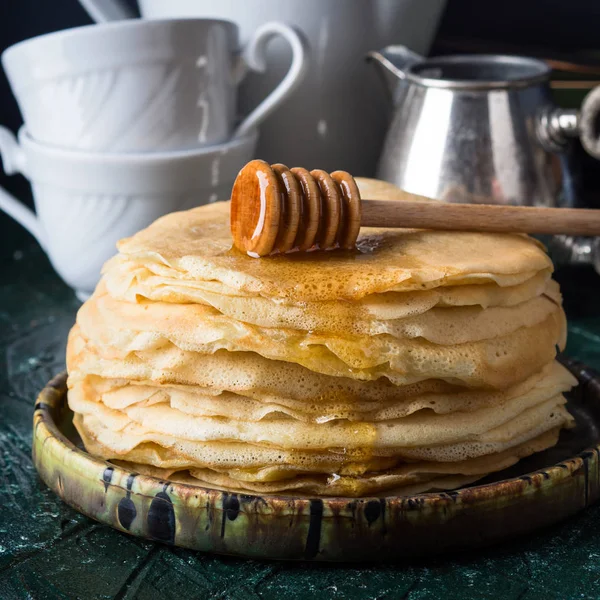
left=32, top=359, right=600, bottom=562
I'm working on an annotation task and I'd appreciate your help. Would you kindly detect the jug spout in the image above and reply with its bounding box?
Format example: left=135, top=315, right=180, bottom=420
left=366, top=45, right=423, bottom=104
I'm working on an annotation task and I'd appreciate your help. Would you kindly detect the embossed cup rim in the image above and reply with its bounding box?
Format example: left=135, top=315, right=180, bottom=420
left=1, top=18, right=239, bottom=87
left=17, top=127, right=257, bottom=163
left=3, top=16, right=237, bottom=58
left=8, top=126, right=258, bottom=194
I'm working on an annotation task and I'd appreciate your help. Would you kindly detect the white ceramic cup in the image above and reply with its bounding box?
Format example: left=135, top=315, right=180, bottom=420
left=1, top=19, right=306, bottom=152
left=0, top=126, right=257, bottom=300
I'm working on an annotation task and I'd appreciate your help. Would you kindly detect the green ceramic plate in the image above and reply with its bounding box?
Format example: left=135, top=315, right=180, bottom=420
left=33, top=359, right=600, bottom=562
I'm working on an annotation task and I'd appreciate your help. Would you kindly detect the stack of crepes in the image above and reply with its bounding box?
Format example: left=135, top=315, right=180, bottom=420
left=66, top=179, right=577, bottom=497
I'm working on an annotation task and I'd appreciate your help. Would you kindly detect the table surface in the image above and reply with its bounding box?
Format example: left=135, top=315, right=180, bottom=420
left=2, top=228, right=600, bottom=600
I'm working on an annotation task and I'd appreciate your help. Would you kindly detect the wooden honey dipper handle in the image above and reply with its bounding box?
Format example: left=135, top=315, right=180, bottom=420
left=361, top=199, right=600, bottom=234
left=230, top=160, right=600, bottom=257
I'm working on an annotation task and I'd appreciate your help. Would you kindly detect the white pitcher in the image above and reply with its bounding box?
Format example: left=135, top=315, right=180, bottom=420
left=79, top=0, right=447, bottom=173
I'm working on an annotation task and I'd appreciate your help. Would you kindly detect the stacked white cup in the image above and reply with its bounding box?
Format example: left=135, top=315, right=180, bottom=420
left=0, top=18, right=307, bottom=300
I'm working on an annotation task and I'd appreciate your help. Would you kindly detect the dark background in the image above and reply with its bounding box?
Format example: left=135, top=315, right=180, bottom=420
left=1, top=0, right=599, bottom=263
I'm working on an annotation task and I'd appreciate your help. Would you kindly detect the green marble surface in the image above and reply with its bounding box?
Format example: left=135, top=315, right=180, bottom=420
left=2, top=227, right=600, bottom=600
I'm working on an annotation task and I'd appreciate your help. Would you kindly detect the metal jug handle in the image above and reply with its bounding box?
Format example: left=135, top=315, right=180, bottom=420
left=541, top=87, right=600, bottom=273
left=580, top=86, right=600, bottom=159
left=538, top=86, right=600, bottom=160
left=548, top=235, right=600, bottom=275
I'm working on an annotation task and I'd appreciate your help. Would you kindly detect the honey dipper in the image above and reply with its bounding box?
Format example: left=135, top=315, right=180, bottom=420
left=230, top=159, right=600, bottom=257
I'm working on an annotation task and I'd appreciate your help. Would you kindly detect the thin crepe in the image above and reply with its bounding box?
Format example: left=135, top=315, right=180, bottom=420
left=110, top=200, right=552, bottom=303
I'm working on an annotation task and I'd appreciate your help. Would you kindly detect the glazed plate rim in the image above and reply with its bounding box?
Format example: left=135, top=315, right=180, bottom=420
left=32, top=360, right=600, bottom=561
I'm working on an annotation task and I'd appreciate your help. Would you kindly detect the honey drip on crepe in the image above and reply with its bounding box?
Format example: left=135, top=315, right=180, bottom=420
left=326, top=421, right=378, bottom=494
left=224, top=233, right=426, bottom=311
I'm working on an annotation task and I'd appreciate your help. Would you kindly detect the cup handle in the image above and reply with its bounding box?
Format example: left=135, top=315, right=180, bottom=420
left=233, top=22, right=308, bottom=139
left=0, top=127, right=46, bottom=249
left=77, top=0, right=135, bottom=23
